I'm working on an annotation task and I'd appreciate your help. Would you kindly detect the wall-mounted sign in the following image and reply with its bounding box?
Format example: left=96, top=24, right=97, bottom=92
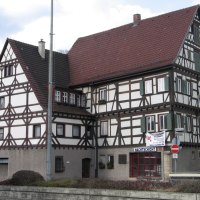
left=133, top=147, right=156, bottom=152
left=146, top=131, right=165, bottom=147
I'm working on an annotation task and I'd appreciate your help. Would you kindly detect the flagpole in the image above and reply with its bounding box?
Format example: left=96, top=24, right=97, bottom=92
left=47, top=0, right=54, bottom=180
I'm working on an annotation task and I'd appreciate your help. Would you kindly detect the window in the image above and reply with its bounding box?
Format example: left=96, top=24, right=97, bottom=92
left=33, top=124, right=41, bottom=138
left=186, top=116, right=192, bottom=132
left=77, top=95, right=81, bottom=107
left=69, top=93, right=75, bottom=105
left=62, top=92, right=68, bottom=103
left=130, top=152, right=161, bottom=177
left=100, top=121, right=108, bottom=136
left=0, top=97, right=5, bottom=109
left=145, top=80, right=153, bottom=94
left=81, top=95, right=86, bottom=107
left=176, top=114, right=182, bottom=128
left=107, top=155, right=114, bottom=169
left=86, top=126, right=92, bottom=139
left=157, top=77, right=165, bottom=92
left=146, top=116, right=155, bottom=132
left=55, top=156, right=64, bottom=172
left=99, top=88, right=107, bottom=101
left=119, top=154, right=127, bottom=164
left=177, top=77, right=182, bottom=93
left=99, top=155, right=106, bottom=169
left=55, top=91, right=61, bottom=102
left=0, top=128, right=4, bottom=140
left=159, top=114, right=167, bottom=131
left=186, top=81, right=191, bottom=95
left=72, top=125, right=80, bottom=138
left=4, top=65, right=13, bottom=77
left=192, top=151, right=196, bottom=160
left=56, top=124, right=65, bottom=137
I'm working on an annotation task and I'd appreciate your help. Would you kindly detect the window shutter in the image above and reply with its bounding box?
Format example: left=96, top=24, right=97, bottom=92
left=164, top=77, right=169, bottom=91
left=174, top=114, right=178, bottom=128
left=183, top=80, right=187, bottom=94
left=175, top=77, right=178, bottom=92
left=166, top=112, right=173, bottom=130
left=141, top=116, right=146, bottom=133
left=194, top=25, right=200, bottom=45
left=184, top=116, right=187, bottom=131
left=194, top=52, right=200, bottom=72
left=140, top=81, right=144, bottom=96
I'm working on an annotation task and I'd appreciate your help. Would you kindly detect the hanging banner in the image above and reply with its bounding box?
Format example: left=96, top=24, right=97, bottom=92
left=146, top=131, right=165, bottom=147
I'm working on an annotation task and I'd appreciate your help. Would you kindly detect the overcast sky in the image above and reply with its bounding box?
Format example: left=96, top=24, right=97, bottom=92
left=0, top=0, right=199, bottom=52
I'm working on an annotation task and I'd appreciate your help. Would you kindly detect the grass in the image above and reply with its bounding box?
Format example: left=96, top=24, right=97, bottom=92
left=1, top=178, right=200, bottom=193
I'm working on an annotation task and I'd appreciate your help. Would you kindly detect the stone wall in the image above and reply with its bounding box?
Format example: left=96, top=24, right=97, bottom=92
left=0, top=186, right=199, bottom=200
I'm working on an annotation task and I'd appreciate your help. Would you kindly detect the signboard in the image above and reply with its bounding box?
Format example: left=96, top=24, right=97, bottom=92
left=133, top=147, right=156, bottom=152
left=172, top=153, right=178, bottom=159
left=146, top=131, right=165, bottom=147
left=171, top=144, right=179, bottom=153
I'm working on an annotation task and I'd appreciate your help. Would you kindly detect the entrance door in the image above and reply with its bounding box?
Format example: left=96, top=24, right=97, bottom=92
left=82, top=158, right=91, bottom=178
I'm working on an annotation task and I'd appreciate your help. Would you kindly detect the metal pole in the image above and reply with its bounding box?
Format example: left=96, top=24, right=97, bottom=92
left=47, top=0, right=54, bottom=181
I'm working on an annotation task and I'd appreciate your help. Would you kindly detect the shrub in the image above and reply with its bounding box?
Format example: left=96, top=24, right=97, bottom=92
left=11, top=170, right=44, bottom=186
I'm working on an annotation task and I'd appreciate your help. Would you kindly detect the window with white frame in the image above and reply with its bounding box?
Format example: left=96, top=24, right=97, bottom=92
left=69, top=93, right=75, bottom=105
left=56, top=124, right=65, bottom=137
left=186, top=81, right=191, bottom=95
left=186, top=116, right=192, bottom=132
left=0, top=128, right=4, bottom=140
left=100, top=121, right=108, bottom=136
left=157, top=77, right=165, bottom=92
left=177, top=78, right=182, bottom=93
left=62, top=92, right=68, bottom=103
left=33, top=124, right=41, bottom=138
left=176, top=114, right=182, bottom=128
left=4, top=65, right=13, bottom=77
left=55, top=91, right=61, bottom=102
left=159, top=114, right=167, bottom=131
left=99, top=88, right=107, bottom=101
left=72, top=125, right=80, bottom=138
left=145, top=80, right=153, bottom=94
left=0, top=97, right=5, bottom=109
left=146, top=115, right=155, bottom=132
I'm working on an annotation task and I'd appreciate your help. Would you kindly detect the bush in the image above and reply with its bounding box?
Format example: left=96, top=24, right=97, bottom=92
left=11, top=170, right=44, bottom=186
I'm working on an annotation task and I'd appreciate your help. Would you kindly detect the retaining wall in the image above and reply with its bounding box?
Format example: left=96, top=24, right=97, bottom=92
left=0, top=186, right=199, bottom=200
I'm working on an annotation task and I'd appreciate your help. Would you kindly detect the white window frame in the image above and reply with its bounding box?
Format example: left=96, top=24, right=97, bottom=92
left=72, top=125, right=80, bottom=138
left=55, top=91, right=61, bottom=102
left=157, top=77, right=165, bottom=92
left=159, top=114, right=166, bottom=131
left=100, top=121, right=108, bottom=136
left=56, top=124, right=65, bottom=137
left=177, top=78, right=182, bottom=93
left=99, top=88, right=107, bottom=101
left=33, top=124, right=41, bottom=138
left=177, top=114, right=182, bottom=128
left=186, top=81, right=191, bottom=95
left=146, top=115, right=155, bottom=132
left=186, top=116, right=192, bottom=132
left=62, top=92, right=68, bottom=103
left=81, top=95, right=86, bottom=107
left=145, top=80, right=153, bottom=94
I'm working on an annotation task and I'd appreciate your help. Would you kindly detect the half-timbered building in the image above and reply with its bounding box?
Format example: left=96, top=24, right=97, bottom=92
left=0, top=5, right=200, bottom=181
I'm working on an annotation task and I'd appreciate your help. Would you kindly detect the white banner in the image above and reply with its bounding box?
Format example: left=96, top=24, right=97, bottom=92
left=146, top=131, right=165, bottom=147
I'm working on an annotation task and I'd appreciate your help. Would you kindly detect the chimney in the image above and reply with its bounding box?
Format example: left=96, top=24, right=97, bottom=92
left=133, top=14, right=141, bottom=26
left=38, top=39, right=45, bottom=59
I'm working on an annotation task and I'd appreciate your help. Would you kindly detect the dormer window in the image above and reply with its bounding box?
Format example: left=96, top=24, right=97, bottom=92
left=62, top=92, right=68, bottom=103
left=55, top=90, right=61, bottom=102
left=77, top=94, right=81, bottom=107
left=4, top=65, right=13, bottom=77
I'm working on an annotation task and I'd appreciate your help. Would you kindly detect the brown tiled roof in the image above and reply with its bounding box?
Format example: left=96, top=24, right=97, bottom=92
left=6, top=39, right=69, bottom=108
left=68, top=5, right=198, bottom=86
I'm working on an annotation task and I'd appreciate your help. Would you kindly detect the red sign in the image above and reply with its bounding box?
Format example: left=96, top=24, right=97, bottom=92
left=171, top=144, right=179, bottom=153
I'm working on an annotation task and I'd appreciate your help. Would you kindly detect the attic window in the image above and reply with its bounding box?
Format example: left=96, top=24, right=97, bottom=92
left=4, top=65, right=13, bottom=77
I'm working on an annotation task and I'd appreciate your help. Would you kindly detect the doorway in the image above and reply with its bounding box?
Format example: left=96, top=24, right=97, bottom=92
left=82, top=158, right=91, bottom=178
